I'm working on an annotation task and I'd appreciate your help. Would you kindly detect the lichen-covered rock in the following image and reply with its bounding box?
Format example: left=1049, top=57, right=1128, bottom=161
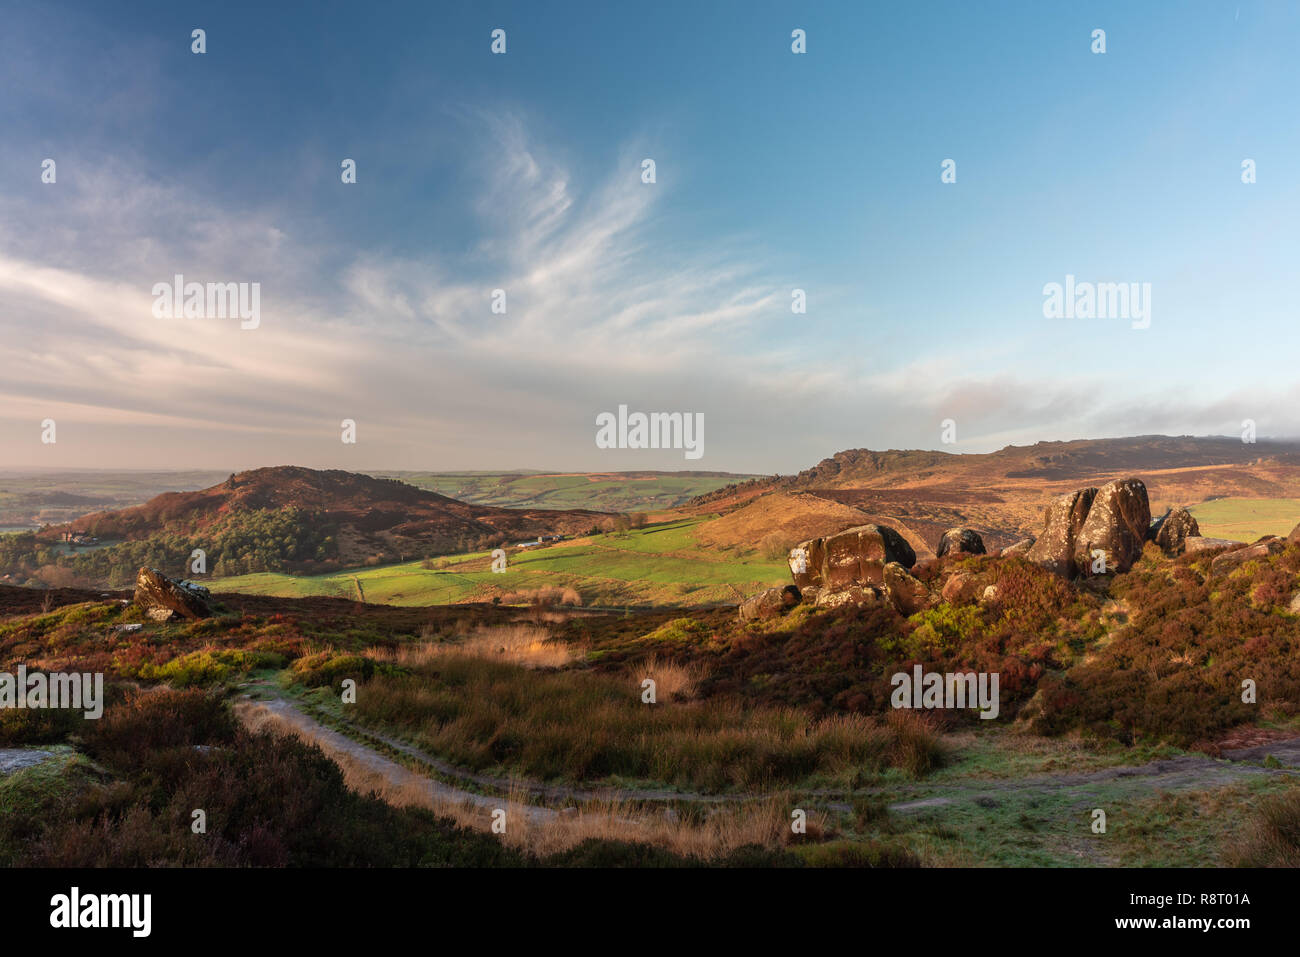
left=1150, top=506, right=1200, bottom=555
left=815, top=585, right=882, bottom=610
left=822, top=524, right=915, bottom=590
left=1026, top=488, right=1097, bottom=577
left=133, top=567, right=212, bottom=622
left=793, top=523, right=915, bottom=592
left=1072, top=478, right=1151, bottom=576
left=936, top=527, right=986, bottom=559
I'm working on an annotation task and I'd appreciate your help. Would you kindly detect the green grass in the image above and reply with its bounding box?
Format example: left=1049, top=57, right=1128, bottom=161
left=835, top=737, right=1300, bottom=867
left=213, top=518, right=787, bottom=607
left=1189, top=497, right=1300, bottom=542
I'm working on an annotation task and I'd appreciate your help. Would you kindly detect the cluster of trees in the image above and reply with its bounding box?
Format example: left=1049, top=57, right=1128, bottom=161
left=594, top=513, right=647, bottom=536
left=0, top=508, right=337, bottom=588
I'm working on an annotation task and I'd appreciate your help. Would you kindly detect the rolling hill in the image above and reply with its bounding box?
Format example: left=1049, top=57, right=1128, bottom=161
left=34, top=467, right=610, bottom=576
left=685, top=436, right=1300, bottom=555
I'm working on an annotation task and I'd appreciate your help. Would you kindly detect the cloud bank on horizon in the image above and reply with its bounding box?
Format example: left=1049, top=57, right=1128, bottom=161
left=2, top=1, right=1298, bottom=473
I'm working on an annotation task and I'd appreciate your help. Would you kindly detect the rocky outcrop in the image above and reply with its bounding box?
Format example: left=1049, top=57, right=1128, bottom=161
left=133, top=567, right=212, bottom=622
left=1072, top=478, right=1151, bottom=576
left=1182, top=536, right=1241, bottom=556
left=936, top=527, right=985, bottom=559
left=1150, top=506, right=1200, bottom=555
left=1026, top=488, right=1097, bottom=577
left=780, top=523, right=926, bottom=616
left=790, top=524, right=915, bottom=591
left=1210, top=537, right=1285, bottom=576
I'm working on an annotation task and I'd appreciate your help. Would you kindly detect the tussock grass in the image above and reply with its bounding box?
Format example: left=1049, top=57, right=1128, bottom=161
left=633, top=654, right=704, bottom=702
left=1226, top=787, right=1300, bottom=867
left=341, top=639, right=944, bottom=790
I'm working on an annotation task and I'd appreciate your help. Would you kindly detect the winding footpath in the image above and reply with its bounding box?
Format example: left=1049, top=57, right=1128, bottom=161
left=235, top=683, right=1300, bottom=823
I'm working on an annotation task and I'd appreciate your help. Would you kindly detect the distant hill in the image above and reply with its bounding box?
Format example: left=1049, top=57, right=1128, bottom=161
left=39, top=467, right=610, bottom=575
left=686, top=436, right=1300, bottom=556
left=368, top=470, right=763, bottom=512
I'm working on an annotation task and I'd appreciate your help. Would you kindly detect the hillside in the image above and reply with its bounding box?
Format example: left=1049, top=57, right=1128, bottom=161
left=12, top=467, right=608, bottom=585
left=687, top=436, right=1300, bottom=553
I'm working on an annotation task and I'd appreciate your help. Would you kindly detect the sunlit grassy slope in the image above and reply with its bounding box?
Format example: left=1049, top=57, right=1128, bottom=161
left=213, top=518, right=787, bottom=607
left=1188, top=497, right=1300, bottom=542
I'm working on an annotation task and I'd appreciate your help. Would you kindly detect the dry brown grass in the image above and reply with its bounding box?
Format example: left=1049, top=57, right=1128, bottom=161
left=367, top=623, right=574, bottom=669
left=497, top=586, right=583, bottom=607
left=496, top=794, right=822, bottom=859
left=632, top=654, right=705, bottom=702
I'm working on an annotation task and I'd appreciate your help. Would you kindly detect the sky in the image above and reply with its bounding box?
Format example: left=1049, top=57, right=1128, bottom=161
left=1, top=0, right=1297, bottom=473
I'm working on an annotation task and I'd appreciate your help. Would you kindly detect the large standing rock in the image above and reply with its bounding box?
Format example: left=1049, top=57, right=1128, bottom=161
left=936, top=527, right=986, bottom=559
left=1072, top=478, right=1151, bottom=575
left=1288, top=522, right=1300, bottom=545
left=1026, top=488, right=1097, bottom=577
left=1150, top=506, right=1200, bottom=555
left=818, top=524, right=916, bottom=590
left=133, top=567, right=212, bottom=622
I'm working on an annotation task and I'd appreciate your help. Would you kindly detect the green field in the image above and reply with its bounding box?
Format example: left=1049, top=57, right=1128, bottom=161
left=213, top=517, right=786, bottom=607
left=368, top=470, right=760, bottom=512
left=1187, top=497, right=1300, bottom=542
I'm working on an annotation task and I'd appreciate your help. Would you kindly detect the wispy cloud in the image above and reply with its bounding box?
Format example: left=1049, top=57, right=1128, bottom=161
left=0, top=113, right=1293, bottom=472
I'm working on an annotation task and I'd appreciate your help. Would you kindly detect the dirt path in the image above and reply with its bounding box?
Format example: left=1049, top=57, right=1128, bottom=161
left=236, top=684, right=1300, bottom=819
left=238, top=694, right=557, bottom=823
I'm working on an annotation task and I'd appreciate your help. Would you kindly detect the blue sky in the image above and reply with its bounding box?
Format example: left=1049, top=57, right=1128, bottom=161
left=1, top=0, right=1297, bottom=472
